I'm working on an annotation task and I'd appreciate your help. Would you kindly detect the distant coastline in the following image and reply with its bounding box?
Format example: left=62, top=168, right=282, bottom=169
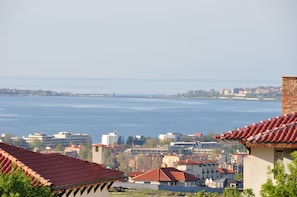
left=0, top=86, right=282, bottom=101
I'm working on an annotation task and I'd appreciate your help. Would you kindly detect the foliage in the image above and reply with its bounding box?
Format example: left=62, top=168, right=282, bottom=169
left=54, top=144, right=63, bottom=152
left=1, top=133, right=13, bottom=144
left=234, top=173, right=243, bottom=181
left=159, top=139, right=172, bottom=146
left=260, top=151, right=297, bottom=197
left=223, top=187, right=240, bottom=197
left=143, top=138, right=160, bottom=148
left=126, top=136, right=134, bottom=146
left=126, top=136, right=145, bottom=146
left=29, top=139, right=44, bottom=151
left=223, top=142, right=247, bottom=154
left=223, top=187, right=254, bottom=197
left=190, top=190, right=219, bottom=197
left=199, top=132, right=218, bottom=142
left=78, top=144, right=92, bottom=161
left=103, top=147, right=119, bottom=169
left=0, top=166, right=56, bottom=197
left=117, top=151, right=133, bottom=173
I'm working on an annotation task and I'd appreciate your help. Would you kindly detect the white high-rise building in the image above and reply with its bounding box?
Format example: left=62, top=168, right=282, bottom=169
left=159, top=132, right=181, bottom=141
left=101, top=132, right=118, bottom=145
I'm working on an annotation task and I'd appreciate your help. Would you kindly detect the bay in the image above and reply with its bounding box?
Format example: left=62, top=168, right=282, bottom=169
left=0, top=96, right=281, bottom=143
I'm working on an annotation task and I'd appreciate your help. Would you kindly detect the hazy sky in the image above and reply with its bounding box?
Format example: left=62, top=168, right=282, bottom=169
left=1, top=1, right=296, bottom=93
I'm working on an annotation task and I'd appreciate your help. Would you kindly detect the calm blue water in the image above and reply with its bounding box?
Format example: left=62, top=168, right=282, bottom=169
left=0, top=96, right=281, bottom=143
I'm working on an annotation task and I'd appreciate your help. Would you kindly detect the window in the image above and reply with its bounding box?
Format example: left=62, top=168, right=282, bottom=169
left=275, top=149, right=284, bottom=164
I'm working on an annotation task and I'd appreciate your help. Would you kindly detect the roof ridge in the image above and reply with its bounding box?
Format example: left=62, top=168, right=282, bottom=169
left=170, top=170, right=185, bottom=181
left=160, top=168, right=174, bottom=181
left=0, top=146, right=52, bottom=186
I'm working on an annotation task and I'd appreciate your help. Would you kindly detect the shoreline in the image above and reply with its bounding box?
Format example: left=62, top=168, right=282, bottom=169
left=0, top=88, right=281, bottom=101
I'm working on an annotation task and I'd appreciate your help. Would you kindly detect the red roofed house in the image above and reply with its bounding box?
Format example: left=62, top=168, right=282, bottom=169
left=127, top=171, right=143, bottom=182
left=132, top=167, right=199, bottom=187
left=0, top=142, right=124, bottom=197
left=214, top=76, right=297, bottom=197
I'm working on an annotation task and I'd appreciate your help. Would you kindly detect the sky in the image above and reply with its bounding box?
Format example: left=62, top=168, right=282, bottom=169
left=0, top=1, right=296, bottom=94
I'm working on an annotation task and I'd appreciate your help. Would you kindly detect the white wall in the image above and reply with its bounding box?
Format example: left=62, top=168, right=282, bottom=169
left=244, top=148, right=274, bottom=197
left=177, top=163, right=219, bottom=180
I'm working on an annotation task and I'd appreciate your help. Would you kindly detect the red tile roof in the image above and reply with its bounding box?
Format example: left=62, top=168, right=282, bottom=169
left=132, top=167, right=199, bottom=182
left=214, top=111, right=297, bottom=148
left=216, top=167, right=235, bottom=174
left=0, top=143, right=124, bottom=191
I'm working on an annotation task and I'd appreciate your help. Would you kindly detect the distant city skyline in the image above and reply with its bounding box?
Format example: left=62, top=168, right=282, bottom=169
left=1, top=1, right=296, bottom=93
left=0, top=77, right=283, bottom=94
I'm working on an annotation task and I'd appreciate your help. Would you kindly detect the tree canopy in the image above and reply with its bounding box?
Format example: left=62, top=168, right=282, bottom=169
left=0, top=166, right=56, bottom=197
left=260, top=151, right=297, bottom=197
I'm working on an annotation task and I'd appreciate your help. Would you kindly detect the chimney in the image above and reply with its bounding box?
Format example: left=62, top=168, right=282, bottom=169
left=282, top=76, right=297, bottom=115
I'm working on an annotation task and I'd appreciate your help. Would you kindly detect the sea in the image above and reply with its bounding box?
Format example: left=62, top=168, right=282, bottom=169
left=0, top=96, right=281, bottom=143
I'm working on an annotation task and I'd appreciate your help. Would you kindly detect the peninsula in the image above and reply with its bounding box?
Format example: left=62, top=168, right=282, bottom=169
left=0, top=86, right=282, bottom=101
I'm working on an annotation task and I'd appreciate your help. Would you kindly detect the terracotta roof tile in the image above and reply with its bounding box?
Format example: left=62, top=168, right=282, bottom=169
left=0, top=143, right=124, bottom=191
left=132, top=167, right=199, bottom=182
left=214, top=112, right=297, bottom=148
left=216, top=167, right=235, bottom=174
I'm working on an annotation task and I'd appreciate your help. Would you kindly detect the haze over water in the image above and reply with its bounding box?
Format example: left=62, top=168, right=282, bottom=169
left=0, top=96, right=281, bottom=143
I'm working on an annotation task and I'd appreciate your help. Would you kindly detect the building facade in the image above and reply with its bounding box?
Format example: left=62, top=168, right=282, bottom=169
left=159, top=132, right=181, bottom=141
left=23, top=131, right=92, bottom=148
left=101, top=132, right=119, bottom=145
left=176, top=160, right=220, bottom=184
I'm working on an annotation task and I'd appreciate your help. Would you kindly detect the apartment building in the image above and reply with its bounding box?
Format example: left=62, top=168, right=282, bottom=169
left=176, top=160, right=220, bottom=184
left=101, top=132, right=119, bottom=145
left=159, top=132, right=181, bottom=141
left=53, top=131, right=92, bottom=146
left=23, top=132, right=92, bottom=148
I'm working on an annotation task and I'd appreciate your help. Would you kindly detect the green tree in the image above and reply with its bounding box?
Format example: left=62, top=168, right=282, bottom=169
left=126, top=136, right=134, bottom=146
left=234, top=173, right=243, bottom=181
left=29, top=139, right=44, bottom=151
left=0, top=166, right=56, bottom=197
left=223, top=187, right=240, bottom=197
left=194, top=190, right=206, bottom=197
left=159, top=139, right=172, bottom=146
left=79, top=144, right=92, bottom=161
left=260, top=151, right=297, bottom=197
left=223, top=187, right=254, bottom=197
left=143, top=138, right=160, bottom=148
left=54, top=144, right=63, bottom=152
left=117, top=151, right=133, bottom=173
left=190, top=190, right=219, bottom=197
left=1, top=133, right=13, bottom=144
